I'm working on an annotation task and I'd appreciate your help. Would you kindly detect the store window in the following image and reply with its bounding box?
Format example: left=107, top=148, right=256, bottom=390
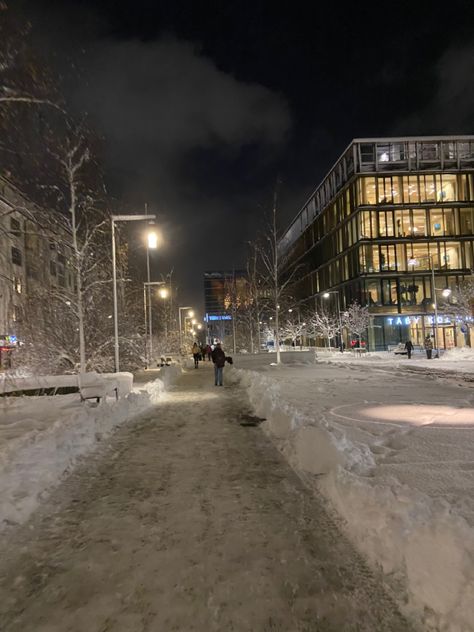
left=366, top=280, right=381, bottom=305
left=382, top=279, right=398, bottom=306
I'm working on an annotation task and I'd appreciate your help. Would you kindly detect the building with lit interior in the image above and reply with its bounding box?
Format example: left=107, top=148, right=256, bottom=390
left=203, top=270, right=247, bottom=343
left=279, top=136, right=474, bottom=350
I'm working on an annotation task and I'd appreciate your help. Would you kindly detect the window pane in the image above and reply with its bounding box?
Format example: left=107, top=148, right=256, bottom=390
left=366, top=280, right=381, bottom=305
left=396, top=243, right=407, bottom=271
left=395, top=209, right=410, bottom=237
left=429, top=209, right=444, bottom=236
left=360, top=177, right=377, bottom=205
left=411, top=244, right=431, bottom=268
left=443, top=242, right=461, bottom=269
left=463, top=242, right=473, bottom=269
left=459, top=209, right=473, bottom=235
left=439, top=174, right=457, bottom=201
left=411, top=210, right=427, bottom=236
left=444, top=209, right=455, bottom=235
left=360, top=211, right=371, bottom=238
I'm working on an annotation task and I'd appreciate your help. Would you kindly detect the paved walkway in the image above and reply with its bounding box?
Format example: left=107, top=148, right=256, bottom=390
left=0, top=365, right=411, bottom=631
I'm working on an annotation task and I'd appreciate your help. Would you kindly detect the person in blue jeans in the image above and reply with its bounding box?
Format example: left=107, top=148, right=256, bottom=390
left=211, top=342, right=226, bottom=386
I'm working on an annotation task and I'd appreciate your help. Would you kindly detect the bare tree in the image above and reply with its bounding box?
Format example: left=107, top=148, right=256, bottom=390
left=259, top=190, right=300, bottom=364
left=342, top=301, right=370, bottom=349
left=307, top=310, right=340, bottom=348
left=280, top=317, right=306, bottom=349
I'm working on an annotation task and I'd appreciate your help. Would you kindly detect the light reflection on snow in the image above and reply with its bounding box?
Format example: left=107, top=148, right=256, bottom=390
left=162, top=391, right=220, bottom=404
left=334, top=403, right=474, bottom=427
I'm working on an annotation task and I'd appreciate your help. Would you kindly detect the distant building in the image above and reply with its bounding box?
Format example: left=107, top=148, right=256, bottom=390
left=278, top=136, right=474, bottom=350
left=0, top=176, right=74, bottom=368
left=203, top=270, right=247, bottom=343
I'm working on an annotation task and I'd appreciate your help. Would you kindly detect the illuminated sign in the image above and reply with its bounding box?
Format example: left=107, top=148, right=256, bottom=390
left=205, top=314, right=232, bottom=322
left=385, top=316, right=473, bottom=326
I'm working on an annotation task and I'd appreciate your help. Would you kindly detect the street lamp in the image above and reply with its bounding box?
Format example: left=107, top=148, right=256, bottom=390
left=178, top=306, right=193, bottom=351
left=323, top=291, right=343, bottom=351
left=143, top=281, right=166, bottom=367
left=408, top=255, right=440, bottom=357
left=158, top=287, right=169, bottom=299
left=111, top=213, right=156, bottom=372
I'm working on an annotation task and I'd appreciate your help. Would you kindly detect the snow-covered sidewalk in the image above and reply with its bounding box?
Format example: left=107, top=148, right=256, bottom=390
left=232, top=352, right=474, bottom=631
left=0, top=366, right=181, bottom=530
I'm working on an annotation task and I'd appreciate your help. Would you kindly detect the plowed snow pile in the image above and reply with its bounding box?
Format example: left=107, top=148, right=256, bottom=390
left=232, top=352, right=474, bottom=631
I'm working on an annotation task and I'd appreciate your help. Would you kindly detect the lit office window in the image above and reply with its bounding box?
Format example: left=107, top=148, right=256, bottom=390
left=459, top=208, right=474, bottom=234
left=359, top=177, right=377, bottom=205
left=442, top=243, right=461, bottom=269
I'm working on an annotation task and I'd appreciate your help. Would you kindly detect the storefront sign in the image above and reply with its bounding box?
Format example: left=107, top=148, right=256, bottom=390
left=385, top=316, right=473, bottom=326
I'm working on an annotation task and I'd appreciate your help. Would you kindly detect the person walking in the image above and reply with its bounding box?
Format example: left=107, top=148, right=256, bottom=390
left=424, top=335, right=433, bottom=359
left=192, top=342, right=200, bottom=368
left=405, top=339, right=414, bottom=359
left=205, top=343, right=212, bottom=361
left=211, top=342, right=226, bottom=386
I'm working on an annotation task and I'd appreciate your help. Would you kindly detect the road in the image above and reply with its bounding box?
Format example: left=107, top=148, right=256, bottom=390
left=0, top=364, right=411, bottom=631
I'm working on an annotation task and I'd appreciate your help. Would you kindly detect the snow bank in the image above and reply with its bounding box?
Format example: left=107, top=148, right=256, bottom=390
left=0, top=368, right=181, bottom=530
left=232, top=363, right=474, bottom=631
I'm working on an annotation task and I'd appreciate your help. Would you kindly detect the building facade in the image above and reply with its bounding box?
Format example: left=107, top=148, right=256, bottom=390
left=279, top=137, right=474, bottom=350
left=203, top=270, right=247, bottom=343
left=0, top=176, right=75, bottom=369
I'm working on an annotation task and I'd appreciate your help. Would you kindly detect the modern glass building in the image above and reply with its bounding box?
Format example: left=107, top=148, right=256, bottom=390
left=279, top=136, right=474, bottom=350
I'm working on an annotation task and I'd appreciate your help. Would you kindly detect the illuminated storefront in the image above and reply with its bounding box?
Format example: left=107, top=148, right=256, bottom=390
left=279, top=137, right=474, bottom=350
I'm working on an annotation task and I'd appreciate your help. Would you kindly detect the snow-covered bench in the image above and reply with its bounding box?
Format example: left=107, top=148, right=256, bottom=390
left=78, top=372, right=117, bottom=404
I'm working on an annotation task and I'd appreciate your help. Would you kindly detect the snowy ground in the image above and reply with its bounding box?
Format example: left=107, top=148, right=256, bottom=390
left=0, top=366, right=180, bottom=530
left=0, top=366, right=409, bottom=631
left=231, top=351, right=474, bottom=631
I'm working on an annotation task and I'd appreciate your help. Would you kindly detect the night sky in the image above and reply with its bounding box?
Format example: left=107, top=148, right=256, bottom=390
left=19, top=0, right=474, bottom=311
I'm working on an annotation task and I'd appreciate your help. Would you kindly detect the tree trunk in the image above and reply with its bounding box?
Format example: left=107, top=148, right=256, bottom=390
left=69, top=172, right=86, bottom=373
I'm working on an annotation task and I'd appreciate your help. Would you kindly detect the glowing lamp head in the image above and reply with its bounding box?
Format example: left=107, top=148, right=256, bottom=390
left=158, top=288, right=168, bottom=299
left=323, top=292, right=330, bottom=299
left=442, top=288, right=452, bottom=298
left=147, top=231, right=158, bottom=249
left=188, top=310, right=194, bottom=318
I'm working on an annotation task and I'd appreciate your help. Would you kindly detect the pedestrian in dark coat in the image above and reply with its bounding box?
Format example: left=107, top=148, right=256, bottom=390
left=205, top=344, right=212, bottom=361
left=405, top=340, right=414, bottom=359
left=192, top=342, right=200, bottom=368
left=211, top=342, right=226, bottom=386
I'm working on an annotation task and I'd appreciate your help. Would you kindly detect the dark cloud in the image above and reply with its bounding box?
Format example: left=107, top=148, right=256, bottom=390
left=67, top=37, right=291, bottom=309
left=79, top=38, right=290, bottom=152
left=394, top=44, right=474, bottom=134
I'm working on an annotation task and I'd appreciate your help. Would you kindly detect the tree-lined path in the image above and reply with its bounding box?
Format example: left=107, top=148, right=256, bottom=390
left=0, top=367, right=410, bottom=631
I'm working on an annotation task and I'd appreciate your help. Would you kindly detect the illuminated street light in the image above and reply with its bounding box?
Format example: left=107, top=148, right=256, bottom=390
left=197, top=324, right=203, bottom=330
left=147, top=230, right=158, bottom=249
left=191, top=318, right=197, bottom=325
left=158, top=287, right=169, bottom=299
left=111, top=212, right=156, bottom=372
left=442, top=287, right=452, bottom=298
left=188, top=310, right=194, bottom=318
